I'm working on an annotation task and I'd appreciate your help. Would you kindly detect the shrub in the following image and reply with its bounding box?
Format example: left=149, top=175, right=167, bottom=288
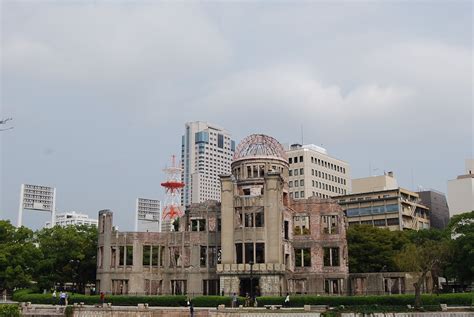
left=13, top=291, right=187, bottom=307
left=0, top=304, right=20, bottom=317
left=65, top=306, right=74, bottom=317
left=12, top=291, right=473, bottom=308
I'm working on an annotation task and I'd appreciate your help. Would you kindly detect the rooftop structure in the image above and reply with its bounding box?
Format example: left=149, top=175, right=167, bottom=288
left=351, top=172, right=398, bottom=194
left=45, top=211, right=98, bottom=228
left=447, top=159, right=474, bottom=217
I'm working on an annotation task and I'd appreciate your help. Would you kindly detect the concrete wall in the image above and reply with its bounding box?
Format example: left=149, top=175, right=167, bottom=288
left=418, top=191, right=450, bottom=229
left=70, top=307, right=474, bottom=317
left=447, top=177, right=474, bottom=217
left=341, top=312, right=474, bottom=317
left=352, top=175, right=398, bottom=194
left=72, top=306, right=209, bottom=317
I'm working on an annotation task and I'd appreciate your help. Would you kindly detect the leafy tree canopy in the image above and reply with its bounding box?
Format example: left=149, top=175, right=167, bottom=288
left=0, top=220, right=40, bottom=291
left=35, top=225, right=98, bottom=291
left=347, top=225, right=410, bottom=273
left=444, top=211, right=474, bottom=285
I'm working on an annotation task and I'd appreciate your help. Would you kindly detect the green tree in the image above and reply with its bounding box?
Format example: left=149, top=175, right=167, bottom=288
left=405, top=227, right=449, bottom=293
left=394, top=240, right=450, bottom=309
left=35, top=225, right=98, bottom=292
left=347, top=225, right=409, bottom=273
left=0, top=220, right=40, bottom=292
left=444, top=211, right=474, bottom=288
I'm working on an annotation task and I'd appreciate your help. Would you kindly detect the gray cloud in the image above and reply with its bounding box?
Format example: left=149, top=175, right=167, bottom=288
left=1, top=1, right=472, bottom=230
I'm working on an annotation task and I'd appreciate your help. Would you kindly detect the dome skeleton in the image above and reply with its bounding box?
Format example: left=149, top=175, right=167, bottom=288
left=233, top=134, right=288, bottom=162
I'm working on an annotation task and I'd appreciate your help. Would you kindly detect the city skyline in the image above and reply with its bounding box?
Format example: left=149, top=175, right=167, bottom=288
left=1, top=2, right=472, bottom=230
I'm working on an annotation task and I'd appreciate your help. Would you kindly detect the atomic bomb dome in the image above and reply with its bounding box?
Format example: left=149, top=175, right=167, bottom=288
left=233, top=134, right=288, bottom=163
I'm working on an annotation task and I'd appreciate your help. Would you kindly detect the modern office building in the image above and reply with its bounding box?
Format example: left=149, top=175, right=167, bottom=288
left=286, top=144, right=350, bottom=199
left=417, top=190, right=450, bottom=229
left=181, top=121, right=235, bottom=207
left=447, top=159, right=474, bottom=217
left=45, top=211, right=98, bottom=228
left=335, top=173, right=430, bottom=231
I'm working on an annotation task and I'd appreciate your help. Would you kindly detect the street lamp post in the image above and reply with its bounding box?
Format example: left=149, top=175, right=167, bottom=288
left=249, top=260, right=254, bottom=304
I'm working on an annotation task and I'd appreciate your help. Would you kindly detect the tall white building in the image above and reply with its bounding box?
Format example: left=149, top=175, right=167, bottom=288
left=45, top=211, right=98, bottom=228
left=135, top=198, right=161, bottom=232
left=447, top=159, right=474, bottom=217
left=181, top=121, right=235, bottom=206
left=286, top=144, right=351, bottom=199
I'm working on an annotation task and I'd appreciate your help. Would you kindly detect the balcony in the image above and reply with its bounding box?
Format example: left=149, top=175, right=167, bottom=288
left=217, top=263, right=286, bottom=274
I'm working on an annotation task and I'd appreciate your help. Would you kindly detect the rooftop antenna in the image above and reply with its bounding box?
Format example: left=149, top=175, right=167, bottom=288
left=301, top=124, right=304, bottom=145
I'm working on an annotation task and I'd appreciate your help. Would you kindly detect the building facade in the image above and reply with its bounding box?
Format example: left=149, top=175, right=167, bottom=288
left=96, top=201, right=221, bottom=295
left=45, top=211, right=98, bottom=228
left=417, top=190, right=450, bottom=229
left=286, top=144, right=350, bottom=200
left=447, top=159, right=474, bottom=217
left=219, top=135, right=348, bottom=296
left=135, top=198, right=162, bottom=232
left=97, top=134, right=349, bottom=296
left=181, top=122, right=235, bottom=207
left=335, top=173, right=430, bottom=230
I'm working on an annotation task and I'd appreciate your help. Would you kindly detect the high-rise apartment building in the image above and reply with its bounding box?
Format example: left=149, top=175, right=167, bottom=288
left=447, top=159, right=474, bottom=217
left=181, top=122, right=235, bottom=206
left=286, top=144, right=350, bottom=199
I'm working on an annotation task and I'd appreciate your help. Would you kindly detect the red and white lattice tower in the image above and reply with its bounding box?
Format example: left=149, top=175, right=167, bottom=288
left=161, top=155, right=185, bottom=221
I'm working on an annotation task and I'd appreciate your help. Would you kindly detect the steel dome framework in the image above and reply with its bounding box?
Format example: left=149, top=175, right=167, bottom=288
left=233, top=134, right=288, bottom=162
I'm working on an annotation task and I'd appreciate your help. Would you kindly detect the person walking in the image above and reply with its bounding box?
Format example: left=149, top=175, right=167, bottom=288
left=52, top=290, right=57, bottom=305
left=284, top=293, right=290, bottom=307
left=100, top=292, right=105, bottom=305
left=245, top=293, right=250, bottom=307
left=189, top=301, right=194, bottom=317
left=59, top=291, right=66, bottom=306
left=231, top=293, right=237, bottom=308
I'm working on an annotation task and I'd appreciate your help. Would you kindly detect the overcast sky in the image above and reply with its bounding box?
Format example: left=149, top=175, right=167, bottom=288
left=1, top=1, right=472, bottom=230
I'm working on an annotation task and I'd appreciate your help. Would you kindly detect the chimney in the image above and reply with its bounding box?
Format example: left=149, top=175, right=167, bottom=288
left=387, top=171, right=394, bottom=177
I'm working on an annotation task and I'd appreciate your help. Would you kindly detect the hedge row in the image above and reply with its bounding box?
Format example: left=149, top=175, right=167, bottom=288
left=13, top=291, right=186, bottom=307
left=257, top=293, right=474, bottom=307
left=0, top=304, right=20, bottom=317
left=13, top=290, right=473, bottom=308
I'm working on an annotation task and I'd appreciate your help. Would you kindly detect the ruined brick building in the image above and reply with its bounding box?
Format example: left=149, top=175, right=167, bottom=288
left=96, top=134, right=415, bottom=296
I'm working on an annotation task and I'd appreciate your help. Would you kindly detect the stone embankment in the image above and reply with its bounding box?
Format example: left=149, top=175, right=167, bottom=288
left=19, top=303, right=474, bottom=317
left=341, top=314, right=473, bottom=317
